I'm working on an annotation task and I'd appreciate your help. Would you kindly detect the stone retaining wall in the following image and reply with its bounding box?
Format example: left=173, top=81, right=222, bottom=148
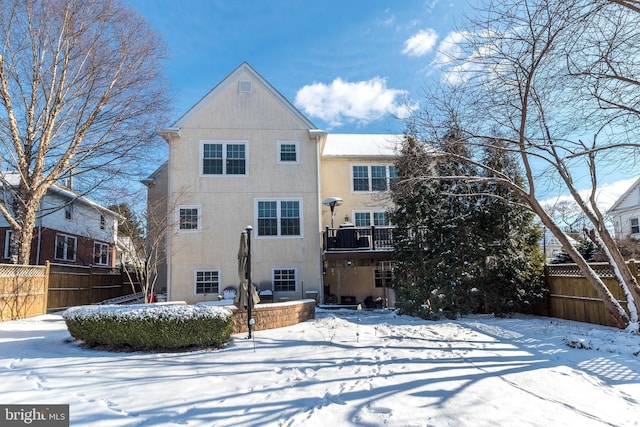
left=230, top=299, right=315, bottom=334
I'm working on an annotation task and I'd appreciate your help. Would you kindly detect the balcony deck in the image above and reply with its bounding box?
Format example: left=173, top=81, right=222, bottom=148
left=322, top=225, right=394, bottom=260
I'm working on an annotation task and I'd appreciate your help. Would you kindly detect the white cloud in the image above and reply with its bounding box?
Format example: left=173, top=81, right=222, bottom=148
left=295, top=77, right=411, bottom=127
left=402, top=29, right=438, bottom=57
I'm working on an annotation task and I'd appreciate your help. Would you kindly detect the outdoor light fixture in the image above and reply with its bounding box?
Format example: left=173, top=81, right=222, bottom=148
left=322, top=196, right=343, bottom=228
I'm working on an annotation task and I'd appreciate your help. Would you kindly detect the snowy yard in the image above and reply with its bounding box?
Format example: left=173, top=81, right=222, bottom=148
left=1, top=308, right=639, bottom=426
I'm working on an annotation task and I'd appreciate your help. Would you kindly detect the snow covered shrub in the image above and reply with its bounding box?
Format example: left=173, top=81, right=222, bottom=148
left=63, top=304, right=233, bottom=350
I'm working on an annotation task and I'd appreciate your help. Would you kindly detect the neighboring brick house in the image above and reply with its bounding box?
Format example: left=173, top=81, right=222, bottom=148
left=148, top=62, right=400, bottom=306
left=608, top=177, right=640, bottom=240
left=0, top=173, right=120, bottom=267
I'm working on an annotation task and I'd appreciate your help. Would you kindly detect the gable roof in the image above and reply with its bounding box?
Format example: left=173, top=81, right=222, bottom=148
left=0, top=172, right=120, bottom=218
left=168, top=62, right=317, bottom=131
left=607, top=176, right=640, bottom=213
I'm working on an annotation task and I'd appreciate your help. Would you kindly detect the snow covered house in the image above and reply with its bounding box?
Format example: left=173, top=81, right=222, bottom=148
left=608, top=177, right=640, bottom=239
left=0, top=173, right=120, bottom=267
left=147, top=62, right=400, bottom=306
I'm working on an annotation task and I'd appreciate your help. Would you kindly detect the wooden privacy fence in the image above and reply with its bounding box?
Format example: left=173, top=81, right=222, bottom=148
left=1, top=262, right=137, bottom=321
left=544, top=261, right=638, bottom=327
left=0, top=263, right=49, bottom=321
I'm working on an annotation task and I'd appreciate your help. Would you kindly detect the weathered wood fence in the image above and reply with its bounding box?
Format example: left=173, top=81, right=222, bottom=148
left=544, top=261, right=638, bottom=327
left=1, top=262, right=137, bottom=321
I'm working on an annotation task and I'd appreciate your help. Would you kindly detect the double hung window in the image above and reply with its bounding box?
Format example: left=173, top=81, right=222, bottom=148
left=202, top=142, right=247, bottom=175
left=273, top=268, right=297, bottom=292
left=194, top=270, right=220, bottom=294
left=352, top=165, right=397, bottom=192
left=257, top=199, right=302, bottom=237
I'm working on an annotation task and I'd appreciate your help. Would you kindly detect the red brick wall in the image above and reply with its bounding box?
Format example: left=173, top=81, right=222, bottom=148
left=0, top=227, right=115, bottom=267
left=230, top=300, right=316, bottom=334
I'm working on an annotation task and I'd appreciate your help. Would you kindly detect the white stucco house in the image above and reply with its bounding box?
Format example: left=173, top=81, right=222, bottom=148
left=147, top=62, right=400, bottom=306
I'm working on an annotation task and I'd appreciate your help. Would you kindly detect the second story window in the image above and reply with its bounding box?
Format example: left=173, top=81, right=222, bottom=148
left=352, top=165, right=396, bottom=192
left=202, top=142, right=247, bottom=176
left=64, top=203, right=73, bottom=220
left=278, top=142, right=298, bottom=163
left=631, top=218, right=639, bottom=234
left=257, top=199, right=302, bottom=237
left=100, top=215, right=106, bottom=230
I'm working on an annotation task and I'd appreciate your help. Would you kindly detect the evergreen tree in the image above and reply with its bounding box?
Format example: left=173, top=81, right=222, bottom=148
left=474, top=139, right=545, bottom=316
left=391, top=133, right=482, bottom=320
left=392, top=134, right=545, bottom=319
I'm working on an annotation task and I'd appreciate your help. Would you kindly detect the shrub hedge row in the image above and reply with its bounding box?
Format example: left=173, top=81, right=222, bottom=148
left=63, top=304, right=233, bottom=351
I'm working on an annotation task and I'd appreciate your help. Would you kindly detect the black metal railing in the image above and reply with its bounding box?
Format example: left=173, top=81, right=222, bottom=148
left=323, top=226, right=394, bottom=251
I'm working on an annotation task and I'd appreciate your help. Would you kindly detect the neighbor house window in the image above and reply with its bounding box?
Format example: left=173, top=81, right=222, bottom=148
left=55, top=234, right=77, bottom=261
left=278, top=142, right=299, bottom=163
left=93, top=242, right=110, bottom=265
left=3, top=230, right=11, bottom=259
left=194, top=270, right=220, bottom=294
left=100, top=215, right=106, bottom=230
left=352, top=165, right=396, bottom=192
left=273, top=268, right=296, bottom=292
left=201, top=141, right=247, bottom=175
left=64, top=203, right=73, bottom=220
left=178, top=206, right=200, bottom=231
left=631, top=218, right=640, bottom=234
left=256, top=199, right=302, bottom=237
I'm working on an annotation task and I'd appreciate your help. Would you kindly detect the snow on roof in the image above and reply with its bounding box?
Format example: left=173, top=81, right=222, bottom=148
left=322, top=134, right=402, bottom=158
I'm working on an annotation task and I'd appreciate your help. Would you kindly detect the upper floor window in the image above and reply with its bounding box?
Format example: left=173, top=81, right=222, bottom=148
left=194, top=269, right=220, bottom=294
left=631, top=217, right=639, bottom=234
left=201, top=141, right=247, bottom=176
left=354, top=211, right=389, bottom=227
left=93, top=242, right=110, bottom=266
left=273, top=268, right=297, bottom=292
left=278, top=142, right=299, bottom=163
left=352, top=165, right=396, bottom=192
left=100, top=215, right=106, bottom=230
left=256, top=199, right=302, bottom=237
left=64, top=203, right=73, bottom=220
left=55, top=234, right=77, bottom=261
left=178, top=206, right=200, bottom=232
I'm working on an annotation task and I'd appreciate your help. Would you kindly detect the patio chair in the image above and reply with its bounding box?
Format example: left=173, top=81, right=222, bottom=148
left=223, top=287, right=237, bottom=300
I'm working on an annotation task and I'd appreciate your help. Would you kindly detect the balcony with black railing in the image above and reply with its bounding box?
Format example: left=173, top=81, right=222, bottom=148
left=322, top=225, right=395, bottom=259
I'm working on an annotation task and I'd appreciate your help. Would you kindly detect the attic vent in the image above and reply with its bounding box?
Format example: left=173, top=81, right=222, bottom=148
left=239, top=80, right=253, bottom=93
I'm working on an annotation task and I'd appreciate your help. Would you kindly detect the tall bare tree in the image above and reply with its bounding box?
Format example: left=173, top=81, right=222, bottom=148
left=0, top=0, right=170, bottom=264
left=409, top=0, right=640, bottom=330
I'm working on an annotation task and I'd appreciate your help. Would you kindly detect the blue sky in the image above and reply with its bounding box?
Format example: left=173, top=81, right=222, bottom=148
left=126, top=0, right=474, bottom=134
left=126, top=0, right=636, bottom=205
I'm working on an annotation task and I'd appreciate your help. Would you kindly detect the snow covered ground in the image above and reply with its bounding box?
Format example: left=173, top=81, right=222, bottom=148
left=1, top=308, right=639, bottom=426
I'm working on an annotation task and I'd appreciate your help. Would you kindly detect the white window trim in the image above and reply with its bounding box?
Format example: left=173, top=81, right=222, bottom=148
left=353, top=210, right=391, bottom=227
left=272, top=267, right=298, bottom=293
left=176, top=205, right=202, bottom=233
left=351, top=164, right=396, bottom=193
left=193, top=269, right=221, bottom=295
left=254, top=198, right=304, bottom=239
left=200, top=140, right=249, bottom=177
left=93, top=241, right=110, bottom=266
left=55, top=233, right=77, bottom=262
left=631, top=217, right=639, bottom=234
left=64, top=203, right=74, bottom=220
left=277, top=141, right=300, bottom=164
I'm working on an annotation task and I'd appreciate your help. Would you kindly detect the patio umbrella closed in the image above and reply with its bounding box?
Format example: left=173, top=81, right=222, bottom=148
left=235, top=229, right=259, bottom=337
